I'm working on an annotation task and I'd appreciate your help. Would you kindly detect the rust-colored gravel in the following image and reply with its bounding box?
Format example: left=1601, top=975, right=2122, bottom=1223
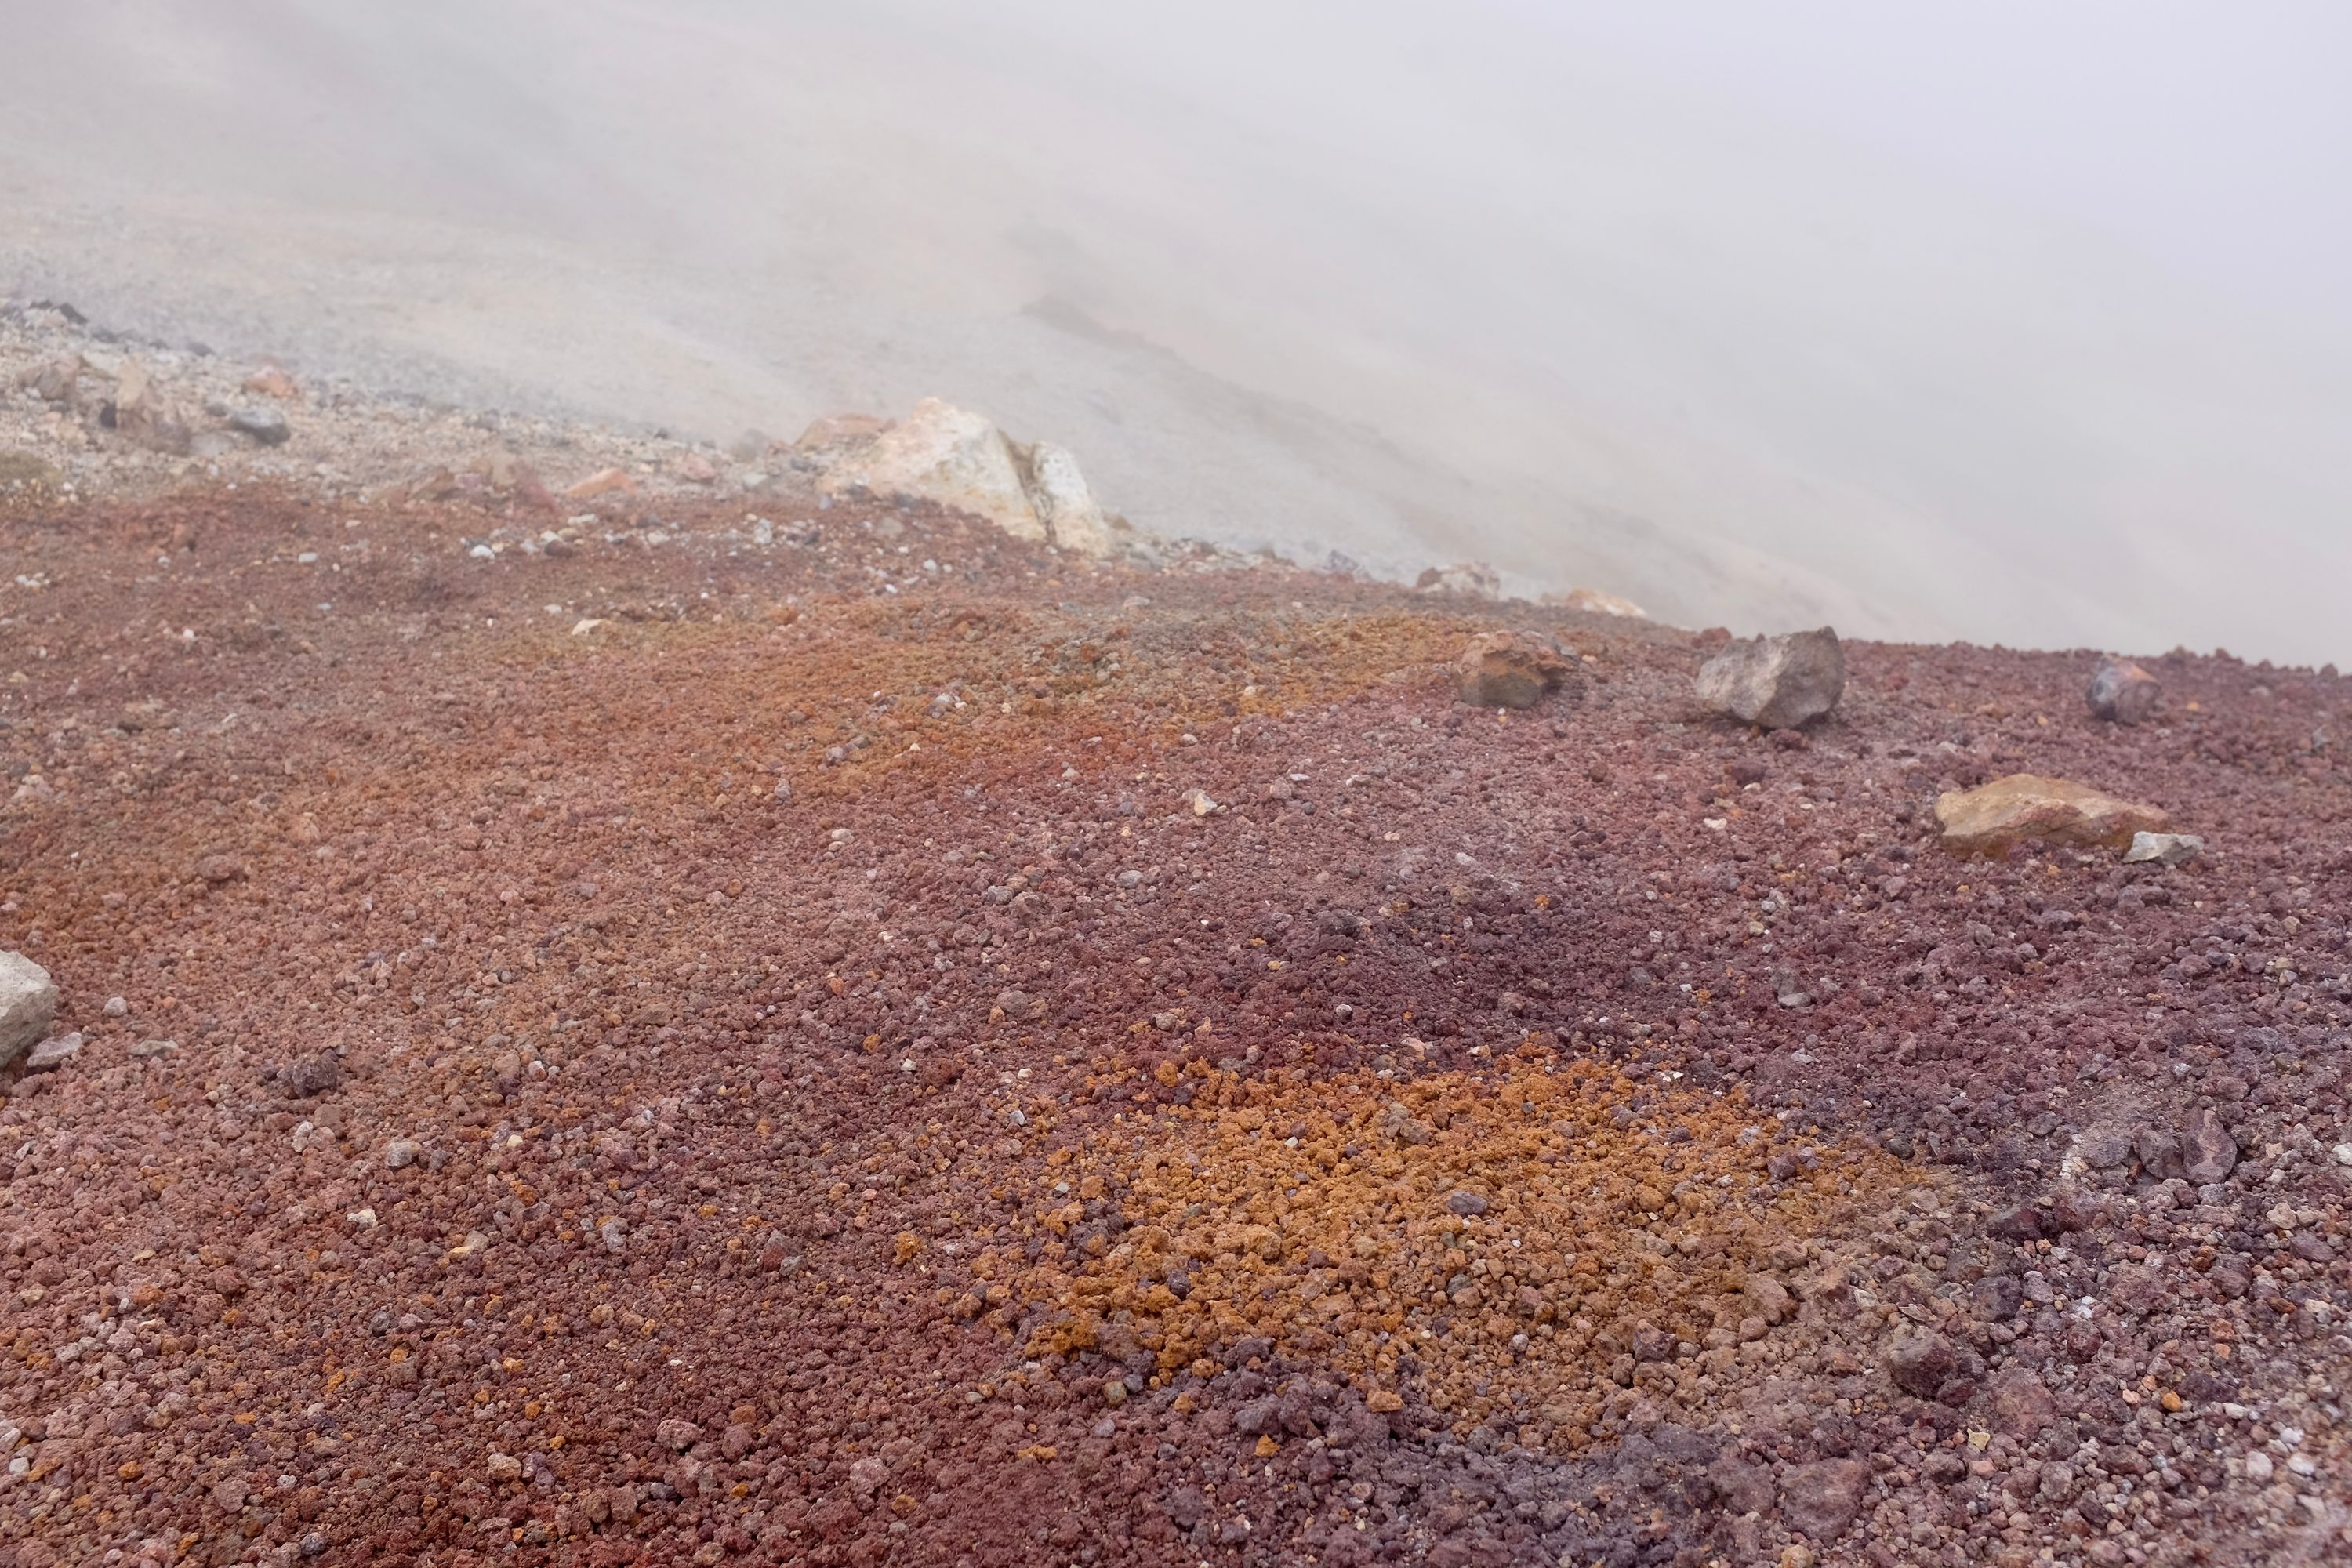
left=2, top=480, right=2350, bottom=1568
left=1011, top=1056, right=1919, bottom=1450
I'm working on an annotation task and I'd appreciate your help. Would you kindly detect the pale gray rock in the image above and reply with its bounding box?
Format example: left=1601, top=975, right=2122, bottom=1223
left=1695, top=627, right=1845, bottom=729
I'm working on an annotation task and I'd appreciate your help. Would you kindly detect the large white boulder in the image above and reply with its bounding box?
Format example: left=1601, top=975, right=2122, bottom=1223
left=807, top=398, right=1116, bottom=557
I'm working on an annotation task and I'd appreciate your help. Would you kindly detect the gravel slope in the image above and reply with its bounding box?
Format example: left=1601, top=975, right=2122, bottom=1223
left=2, top=433, right=2350, bottom=1566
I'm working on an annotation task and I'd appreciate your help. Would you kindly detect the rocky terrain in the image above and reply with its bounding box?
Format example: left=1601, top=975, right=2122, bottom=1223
left=2, top=298, right=2350, bottom=1567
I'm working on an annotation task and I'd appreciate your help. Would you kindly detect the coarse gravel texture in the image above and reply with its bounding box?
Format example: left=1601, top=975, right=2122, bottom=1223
left=2, top=382, right=2352, bottom=1568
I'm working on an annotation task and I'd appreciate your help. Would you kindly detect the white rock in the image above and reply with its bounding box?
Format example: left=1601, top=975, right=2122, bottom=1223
left=1023, top=441, right=1111, bottom=557
left=2245, top=1451, right=2274, bottom=1482
left=2123, top=831, right=2204, bottom=866
left=2334, top=1142, right=2352, bottom=1167
left=811, top=399, right=1118, bottom=557
left=825, top=398, right=1044, bottom=542
left=0, top=952, right=58, bottom=1068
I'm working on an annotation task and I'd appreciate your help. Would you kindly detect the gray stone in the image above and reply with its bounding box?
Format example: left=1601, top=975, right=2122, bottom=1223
left=0, top=952, right=58, bottom=1068
left=1695, top=627, right=1845, bottom=729
left=227, top=407, right=292, bottom=446
left=2086, top=657, right=2161, bottom=724
left=2123, top=831, right=2203, bottom=866
left=24, top=1033, right=81, bottom=1072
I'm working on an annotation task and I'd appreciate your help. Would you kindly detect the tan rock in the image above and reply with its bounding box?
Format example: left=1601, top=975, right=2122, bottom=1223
left=1453, top=631, right=1571, bottom=710
left=564, top=466, right=638, bottom=500
left=243, top=365, right=300, bottom=399
left=1933, top=774, right=2169, bottom=854
left=1546, top=586, right=1648, bottom=619
left=111, top=359, right=191, bottom=454
left=1415, top=562, right=1501, bottom=599
left=793, top=412, right=893, bottom=452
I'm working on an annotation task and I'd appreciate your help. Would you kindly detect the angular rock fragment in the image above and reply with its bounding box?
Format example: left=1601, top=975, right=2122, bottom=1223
left=24, top=1032, right=82, bottom=1072
left=1544, top=586, right=1647, bottom=619
left=0, top=951, right=59, bottom=1068
left=1452, top=631, right=1570, bottom=710
left=228, top=406, right=292, bottom=446
left=1414, top=562, right=1500, bottom=599
left=2180, top=1107, right=2238, bottom=1185
left=804, top=398, right=1116, bottom=557
left=1694, top=627, right=1844, bottom=729
left=1933, top=774, right=2168, bottom=854
left=1885, top=1327, right=1958, bottom=1398
left=108, top=359, right=192, bottom=453
left=2086, top=657, right=2161, bottom=724
left=1780, top=1457, right=1869, bottom=1539
left=2123, top=831, right=2202, bottom=866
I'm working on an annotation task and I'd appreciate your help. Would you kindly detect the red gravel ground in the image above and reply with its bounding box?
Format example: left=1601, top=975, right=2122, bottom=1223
left=2, top=482, right=2350, bottom=1568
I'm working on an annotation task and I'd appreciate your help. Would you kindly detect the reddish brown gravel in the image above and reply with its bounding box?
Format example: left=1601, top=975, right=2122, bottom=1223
left=2, top=481, right=2350, bottom=1568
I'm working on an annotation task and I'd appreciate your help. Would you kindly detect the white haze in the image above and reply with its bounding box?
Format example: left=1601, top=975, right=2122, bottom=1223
left=4, top=0, right=2348, bottom=665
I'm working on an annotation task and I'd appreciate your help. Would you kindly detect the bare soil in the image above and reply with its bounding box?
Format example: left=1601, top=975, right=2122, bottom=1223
left=2, top=471, right=2349, bottom=1567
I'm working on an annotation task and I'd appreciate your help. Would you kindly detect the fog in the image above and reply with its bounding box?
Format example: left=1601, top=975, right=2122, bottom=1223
left=5, top=0, right=2349, bottom=664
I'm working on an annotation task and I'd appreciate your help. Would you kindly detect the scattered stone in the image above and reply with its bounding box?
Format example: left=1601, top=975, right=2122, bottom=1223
left=243, top=365, right=299, bottom=398
left=1780, top=1457, right=1869, bottom=1539
left=24, top=1033, right=82, bottom=1072
left=657, top=1418, right=702, bottom=1451
left=1933, top=774, right=2169, bottom=854
left=280, top=1053, right=345, bottom=1098
left=1414, top=562, right=1501, bottom=599
left=1885, top=1328, right=1958, bottom=1398
left=109, top=358, right=191, bottom=454
left=2181, top=1107, right=2238, bottom=1185
left=1452, top=631, right=1571, bottom=710
left=1444, top=1189, right=1489, bottom=1217
left=0, top=951, right=59, bottom=1068
left=384, top=1138, right=423, bottom=1170
left=2123, top=831, right=2203, bottom=866
left=1981, top=1367, right=2056, bottom=1435
left=564, top=466, right=637, bottom=500
left=486, top=1452, right=522, bottom=1482
left=2086, top=657, right=2161, bottom=724
left=227, top=407, right=292, bottom=446
left=728, top=429, right=773, bottom=462
left=1694, top=627, right=1845, bottom=729
left=1546, top=586, right=1648, bottom=619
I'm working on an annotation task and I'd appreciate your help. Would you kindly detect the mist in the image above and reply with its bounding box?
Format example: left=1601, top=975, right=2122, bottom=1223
left=5, top=0, right=2348, bottom=664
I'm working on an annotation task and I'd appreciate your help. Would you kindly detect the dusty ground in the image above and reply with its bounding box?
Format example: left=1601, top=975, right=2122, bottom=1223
left=3, top=342, right=2351, bottom=1567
